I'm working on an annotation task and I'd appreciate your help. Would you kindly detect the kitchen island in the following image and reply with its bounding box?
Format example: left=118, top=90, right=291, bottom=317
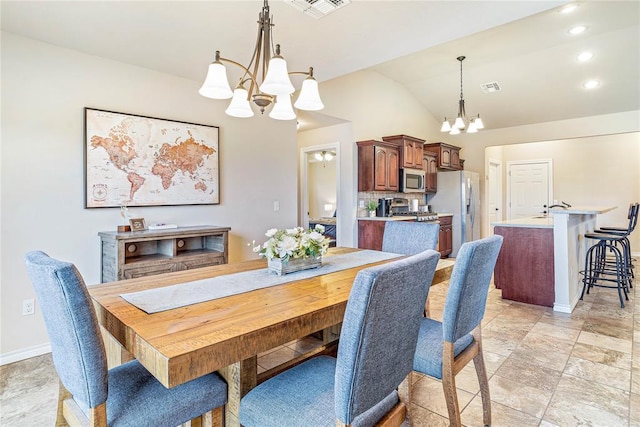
left=493, top=217, right=554, bottom=307
left=492, top=206, right=616, bottom=313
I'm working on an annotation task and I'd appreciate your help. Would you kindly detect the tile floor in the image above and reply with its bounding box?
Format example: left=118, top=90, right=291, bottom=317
left=1, top=274, right=639, bottom=426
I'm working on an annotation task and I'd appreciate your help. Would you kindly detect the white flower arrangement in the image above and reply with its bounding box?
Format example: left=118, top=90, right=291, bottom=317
left=253, top=225, right=330, bottom=262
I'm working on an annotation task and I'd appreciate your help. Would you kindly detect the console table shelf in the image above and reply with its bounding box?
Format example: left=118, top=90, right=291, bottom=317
left=98, top=225, right=230, bottom=282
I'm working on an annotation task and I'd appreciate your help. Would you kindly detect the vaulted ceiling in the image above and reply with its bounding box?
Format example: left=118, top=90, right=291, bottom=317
left=2, top=1, right=638, bottom=132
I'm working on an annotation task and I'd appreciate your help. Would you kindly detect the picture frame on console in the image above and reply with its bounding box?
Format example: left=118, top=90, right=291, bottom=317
left=129, top=218, right=146, bottom=231
left=84, top=108, right=220, bottom=208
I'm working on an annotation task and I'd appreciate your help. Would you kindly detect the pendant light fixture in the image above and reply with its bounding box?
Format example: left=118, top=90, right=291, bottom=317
left=199, top=0, right=324, bottom=120
left=440, top=56, right=484, bottom=134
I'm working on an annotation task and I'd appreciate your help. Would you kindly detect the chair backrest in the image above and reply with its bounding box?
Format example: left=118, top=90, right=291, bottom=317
left=627, top=203, right=639, bottom=233
left=381, top=221, right=440, bottom=254
left=334, top=249, right=441, bottom=424
left=23, top=251, right=108, bottom=409
left=442, top=235, right=503, bottom=343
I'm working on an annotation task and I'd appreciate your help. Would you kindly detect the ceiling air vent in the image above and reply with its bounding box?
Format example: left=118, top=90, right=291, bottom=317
left=480, top=82, right=501, bottom=94
left=286, top=0, right=352, bottom=19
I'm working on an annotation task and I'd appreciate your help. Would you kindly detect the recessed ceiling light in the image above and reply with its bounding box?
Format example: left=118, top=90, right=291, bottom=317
left=569, top=25, right=587, bottom=35
left=583, top=80, right=600, bottom=89
left=577, top=51, right=594, bottom=62
left=559, top=3, right=579, bottom=14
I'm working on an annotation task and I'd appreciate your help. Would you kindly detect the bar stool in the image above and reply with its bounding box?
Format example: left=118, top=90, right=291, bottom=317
left=595, top=202, right=638, bottom=282
left=581, top=203, right=638, bottom=307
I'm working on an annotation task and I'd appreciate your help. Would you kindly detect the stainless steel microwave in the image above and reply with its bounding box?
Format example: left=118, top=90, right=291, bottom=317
left=400, top=168, right=426, bottom=193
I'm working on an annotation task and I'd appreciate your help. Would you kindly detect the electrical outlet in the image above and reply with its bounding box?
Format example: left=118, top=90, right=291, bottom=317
left=273, top=201, right=280, bottom=211
left=22, top=298, right=35, bottom=316
left=358, top=200, right=365, bottom=208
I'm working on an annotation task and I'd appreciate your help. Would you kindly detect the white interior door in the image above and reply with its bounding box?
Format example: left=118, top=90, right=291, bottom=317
left=488, top=159, right=502, bottom=229
left=507, top=160, right=552, bottom=219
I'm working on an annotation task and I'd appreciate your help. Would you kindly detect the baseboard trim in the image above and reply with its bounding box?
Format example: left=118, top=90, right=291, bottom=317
left=0, top=342, right=51, bottom=366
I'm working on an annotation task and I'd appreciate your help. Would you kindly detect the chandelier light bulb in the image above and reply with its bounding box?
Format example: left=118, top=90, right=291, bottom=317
left=225, top=85, right=254, bottom=118
left=473, top=115, right=484, bottom=129
left=199, top=55, right=233, bottom=99
left=449, top=126, right=461, bottom=135
left=294, top=72, right=324, bottom=111
left=466, top=121, right=478, bottom=133
left=315, top=152, right=323, bottom=161
left=440, top=119, right=451, bottom=133
left=260, top=48, right=295, bottom=96
left=269, top=95, right=296, bottom=120
left=454, top=116, right=465, bottom=129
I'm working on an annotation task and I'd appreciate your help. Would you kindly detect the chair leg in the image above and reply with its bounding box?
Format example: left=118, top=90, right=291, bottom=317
left=442, top=342, right=462, bottom=427
left=472, top=332, right=491, bottom=427
left=191, top=407, right=223, bottom=427
left=56, top=381, right=71, bottom=427
left=399, top=372, right=413, bottom=427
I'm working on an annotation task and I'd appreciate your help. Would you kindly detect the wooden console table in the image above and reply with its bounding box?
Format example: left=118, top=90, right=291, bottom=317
left=98, top=225, right=230, bottom=282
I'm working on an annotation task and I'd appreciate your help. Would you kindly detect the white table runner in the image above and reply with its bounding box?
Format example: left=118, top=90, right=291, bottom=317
left=121, top=250, right=401, bottom=314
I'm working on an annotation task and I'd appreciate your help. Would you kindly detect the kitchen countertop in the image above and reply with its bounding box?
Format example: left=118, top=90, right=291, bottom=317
left=492, top=216, right=554, bottom=229
left=358, top=213, right=452, bottom=221
left=492, top=206, right=617, bottom=229
left=550, top=205, right=617, bottom=215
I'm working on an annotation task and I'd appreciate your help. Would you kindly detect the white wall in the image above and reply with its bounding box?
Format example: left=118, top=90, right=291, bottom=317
left=1, top=33, right=299, bottom=361
left=496, top=133, right=640, bottom=248
left=453, top=112, right=640, bottom=239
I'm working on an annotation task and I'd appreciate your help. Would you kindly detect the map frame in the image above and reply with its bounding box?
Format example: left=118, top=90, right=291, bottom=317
left=84, top=108, right=220, bottom=208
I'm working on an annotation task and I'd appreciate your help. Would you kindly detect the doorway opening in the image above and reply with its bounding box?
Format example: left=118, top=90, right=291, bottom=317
left=486, top=158, right=503, bottom=233
left=300, top=143, right=340, bottom=246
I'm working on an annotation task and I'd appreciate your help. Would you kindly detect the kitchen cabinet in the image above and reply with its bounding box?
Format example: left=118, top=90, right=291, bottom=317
left=98, top=225, right=230, bottom=282
left=357, top=139, right=400, bottom=192
left=357, top=219, right=387, bottom=250
left=424, top=142, right=463, bottom=170
left=357, top=218, right=419, bottom=250
left=437, top=215, right=453, bottom=258
left=381, top=134, right=425, bottom=169
left=423, top=151, right=438, bottom=193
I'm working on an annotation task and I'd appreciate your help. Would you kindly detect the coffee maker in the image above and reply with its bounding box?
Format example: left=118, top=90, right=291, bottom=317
left=376, top=198, right=392, bottom=217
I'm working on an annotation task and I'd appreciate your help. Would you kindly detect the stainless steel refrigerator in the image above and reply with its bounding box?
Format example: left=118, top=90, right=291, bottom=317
left=427, top=170, right=480, bottom=257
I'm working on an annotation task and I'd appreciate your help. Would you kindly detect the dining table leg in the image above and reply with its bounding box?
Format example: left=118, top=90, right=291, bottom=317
left=219, top=356, right=258, bottom=427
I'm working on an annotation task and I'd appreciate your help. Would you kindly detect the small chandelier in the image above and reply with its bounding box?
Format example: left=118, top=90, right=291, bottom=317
left=199, top=0, right=324, bottom=120
left=440, top=56, right=484, bottom=134
left=314, top=150, right=334, bottom=167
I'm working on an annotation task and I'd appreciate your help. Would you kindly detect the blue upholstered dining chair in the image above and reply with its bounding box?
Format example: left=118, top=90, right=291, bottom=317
left=23, top=251, right=228, bottom=427
left=382, top=221, right=440, bottom=317
left=381, top=221, right=440, bottom=254
left=411, top=235, right=503, bottom=427
left=239, top=249, right=442, bottom=427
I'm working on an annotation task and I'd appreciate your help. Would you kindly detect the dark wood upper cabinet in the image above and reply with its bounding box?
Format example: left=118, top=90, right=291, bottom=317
left=423, top=142, right=463, bottom=170
left=357, top=139, right=400, bottom=192
left=381, top=134, right=425, bottom=169
left=423, top=151, right=438, bottom=193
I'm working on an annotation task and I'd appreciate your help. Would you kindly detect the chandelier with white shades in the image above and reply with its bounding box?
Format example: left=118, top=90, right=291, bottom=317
left=199, top=0, right=324, bottom=120
left=440, top=56, right=484, bottom=134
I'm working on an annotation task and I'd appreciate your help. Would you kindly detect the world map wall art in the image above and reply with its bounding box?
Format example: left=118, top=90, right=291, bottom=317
left=84, top=108, right=220, bottom=208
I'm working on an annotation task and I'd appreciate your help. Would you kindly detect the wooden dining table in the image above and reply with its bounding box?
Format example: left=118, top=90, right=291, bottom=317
left=89, top=247, right=454, bottom=426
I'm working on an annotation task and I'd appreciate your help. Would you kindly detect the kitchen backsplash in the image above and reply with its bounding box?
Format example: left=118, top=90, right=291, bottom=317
left=358, top=191, right=427, bottom=217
